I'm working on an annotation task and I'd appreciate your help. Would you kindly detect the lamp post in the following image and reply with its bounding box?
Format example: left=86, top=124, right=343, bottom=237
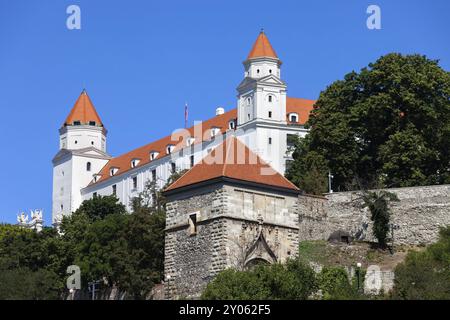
left=356, top=262, right=362, bottom=294
left=328, top=171, right=334, bottom=193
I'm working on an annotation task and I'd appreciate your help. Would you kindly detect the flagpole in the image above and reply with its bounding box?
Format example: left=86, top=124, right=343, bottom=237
left=184, top=102, right=188, bottom=129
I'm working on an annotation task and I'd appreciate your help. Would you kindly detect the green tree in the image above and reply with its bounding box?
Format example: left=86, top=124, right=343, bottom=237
left=392, top=226, right=450, bottom=300
left=318, top=266, right=356, bottom=300
left=75, top=194, right=126, bottom=221
left=362, top=190, right=399, bottom=248
left=287, top=53, right=450, bottom=191
left=285, top=135, right=328, bottom=195
left=201, top=258, right=317, bottom=300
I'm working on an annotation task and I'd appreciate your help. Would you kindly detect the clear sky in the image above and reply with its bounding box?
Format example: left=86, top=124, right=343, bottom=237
left=0, top=0, right=449, bottom=224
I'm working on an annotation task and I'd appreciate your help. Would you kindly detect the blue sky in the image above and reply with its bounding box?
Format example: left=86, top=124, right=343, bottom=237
left=0, top=0, right=449, bottom=224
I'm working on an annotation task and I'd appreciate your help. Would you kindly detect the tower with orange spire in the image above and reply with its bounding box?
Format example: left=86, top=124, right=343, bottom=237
left=52, top=90, right=111, bottom=224
left=236, top=30, right=288, bottom=174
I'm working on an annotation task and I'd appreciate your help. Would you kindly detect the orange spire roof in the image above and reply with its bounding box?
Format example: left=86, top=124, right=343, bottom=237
left=64, top=90, right=103, bottom=127
left=165, top=136, right=299, bottom=193
left=247, top=30, right=278, bottom=60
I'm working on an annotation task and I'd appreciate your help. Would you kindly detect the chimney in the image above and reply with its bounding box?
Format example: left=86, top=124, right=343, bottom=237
left=216, top=107, right=225, bottom=116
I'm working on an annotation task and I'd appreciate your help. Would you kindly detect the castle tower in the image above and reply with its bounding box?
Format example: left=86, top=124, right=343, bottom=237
left=236, top=31, right=288, bottom=174
left=163, top=137, right=300, bottom=299
left=52, top=90, right=111, bottom=223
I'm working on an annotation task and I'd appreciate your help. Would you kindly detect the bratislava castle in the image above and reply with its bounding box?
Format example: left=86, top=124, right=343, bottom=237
left=52, top=31, right=316, bottom=223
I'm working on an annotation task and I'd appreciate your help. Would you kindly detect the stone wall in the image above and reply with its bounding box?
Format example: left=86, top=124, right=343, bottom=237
left=164, top=182, right=300, bottom=299
left=299, top=184, right=450, bottom=245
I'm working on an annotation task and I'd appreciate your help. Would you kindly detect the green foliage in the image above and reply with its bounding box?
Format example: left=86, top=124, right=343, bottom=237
left=201, top=258, right=317, bottom=300
left=362, top=190, right=399, bottom=247
left=0, top=193, right=166, bottom=300
left=318, top=266, right=356, bottom=300
left=75, top=194, right=126, bottom=221
left=285, top=135, right=328, bottom=195
left=287, top=53, right=450, bottom=191
left=392, top=226, right=450, bottom=299
left=0, top=267, right=61, bottom=300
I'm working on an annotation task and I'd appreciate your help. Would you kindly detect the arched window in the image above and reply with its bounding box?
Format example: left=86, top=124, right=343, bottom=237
left=86, top=162, right=91, bottom=172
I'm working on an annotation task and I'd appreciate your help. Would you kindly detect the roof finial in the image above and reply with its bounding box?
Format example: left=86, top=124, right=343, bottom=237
left=260, top=28, right=264, bottom=34
left=82, top=88, right=87, bottom=95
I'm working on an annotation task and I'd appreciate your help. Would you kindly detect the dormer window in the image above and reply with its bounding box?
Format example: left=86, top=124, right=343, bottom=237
left=110, top=167, right=119, bottom=177
left=150, top=151, right=159, bottom=161
left=166, top=144, right=175, bottom=154
left=186, top=137, right=195, bottom=147
left=229, top=120, right=236, bottom=130
left=73, top=121, right=81, bottom=126
left=211, top=127, right=221, bottom=138
left=131, top=158, right=141, bottom=168
left=93, top=174, right=102, bottom=183
left=288, top=113, right=299, bottom=123
left=89, top=121, right=96, bottom=126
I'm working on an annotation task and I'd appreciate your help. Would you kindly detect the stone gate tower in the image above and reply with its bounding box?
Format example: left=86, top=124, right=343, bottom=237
left=163, top=136, right=300, bottom=299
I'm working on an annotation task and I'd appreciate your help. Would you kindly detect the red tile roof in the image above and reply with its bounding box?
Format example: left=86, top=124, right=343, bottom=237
left=165, top=136, right=299, bottom=192
left=247, top=31, right=278, bottom=60
left=286, top=97, right=315, bottom=125
left=64, top=90, right=103, bottom=127
left=88, top=97, right=315, bottom=186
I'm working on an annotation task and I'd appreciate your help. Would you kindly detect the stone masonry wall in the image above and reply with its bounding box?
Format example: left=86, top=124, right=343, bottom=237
left=164, top=185, right=228, bottom=299
left=299, top=184, right=450, bottom=245
left=164, top=182, right=300, bottom=299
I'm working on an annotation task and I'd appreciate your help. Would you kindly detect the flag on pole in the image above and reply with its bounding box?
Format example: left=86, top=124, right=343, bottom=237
left=184, top=102, right=188, bottom=128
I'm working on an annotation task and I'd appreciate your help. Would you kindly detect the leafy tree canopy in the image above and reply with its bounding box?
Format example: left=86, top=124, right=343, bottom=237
left=286, top=53, right=450, bottom=193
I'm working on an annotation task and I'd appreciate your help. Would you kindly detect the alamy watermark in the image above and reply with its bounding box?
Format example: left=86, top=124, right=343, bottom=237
left=66, top=5, right=81, bottom=30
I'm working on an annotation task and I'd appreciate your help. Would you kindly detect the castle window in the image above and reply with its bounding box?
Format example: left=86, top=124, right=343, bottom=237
left=257, top=69, right=260, bottom=74
left=132, top=176, right=138, bottom=190
left=131, top=158, right=141, bottom=168
left=268, top=95, right=272, bottom=102
left=74, top=140, right=78, bottom=144
left=269, top=69, right=272, bottom=74
left=152, top=169, right=156, bottom=181
left=89, top=121, right=96, bottom=126
left=288, top=113, right=299, bottom=123
left=186, top=137, right=195, bottom=146
left=60, top=204, right=63, bottom=211
left=171, top=162, right=176, bottom=173
left=166, top=144, right=175, bottom=154
left=268, top=111, right=272, bottom=118
left=112, top=184, right=117, bottom=196
left=190, top=155, right=194, bottom=168
left=73, top=121, right=81, bottom=126
left=86, top=162, right=91, bottom=172
left=188, top=213, right=198, bottom=235
left=211, top=127, right=220, bottom=138
left=247, top=113, right=251, bottom=120
left=110, top=167, right=119, bottom=176
left=150, top=151, right=159, bottom=161
left=229, top=120, right=236, bottom=130
left=268, top=137, right=272, bottom=145
left=247, top=97, right=251, bottom=105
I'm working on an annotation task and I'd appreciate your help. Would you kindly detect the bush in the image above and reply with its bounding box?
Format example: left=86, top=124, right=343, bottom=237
left=391, top=226, right=450, bottom=299
left=201, top=258, right=317, bottom=300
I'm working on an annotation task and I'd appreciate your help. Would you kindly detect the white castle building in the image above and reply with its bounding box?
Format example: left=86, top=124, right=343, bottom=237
left=52, top=31, right=316, bottom=223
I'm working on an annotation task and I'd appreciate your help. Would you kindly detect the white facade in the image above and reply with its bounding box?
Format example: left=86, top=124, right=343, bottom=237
left=52, top=33, right=312, bottom=221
